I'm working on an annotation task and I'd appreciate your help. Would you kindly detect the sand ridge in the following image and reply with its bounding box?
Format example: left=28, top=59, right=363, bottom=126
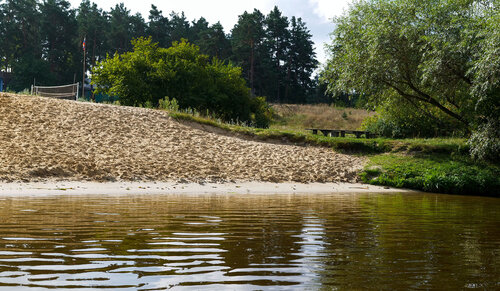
left=0, top=93, right=365, bottom=183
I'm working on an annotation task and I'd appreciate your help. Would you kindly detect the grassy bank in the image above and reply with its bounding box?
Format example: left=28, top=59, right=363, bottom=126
left=170, top=111, right=499, bottom=196
left=361, top=154, right=500, bottom=196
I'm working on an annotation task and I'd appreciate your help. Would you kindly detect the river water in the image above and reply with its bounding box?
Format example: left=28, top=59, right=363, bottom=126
left=0, top=192, right=498, bottom=290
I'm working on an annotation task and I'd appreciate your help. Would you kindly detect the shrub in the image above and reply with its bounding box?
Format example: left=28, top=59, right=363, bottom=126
left=468, top=117, right=500, bottom=162
left=93, top=37, right=270, bottom=127
left=361, top=98, right=465, bottom=138
left=159, top=96, right=180, bottom=112
left=250, top=97, right=273, bottom=128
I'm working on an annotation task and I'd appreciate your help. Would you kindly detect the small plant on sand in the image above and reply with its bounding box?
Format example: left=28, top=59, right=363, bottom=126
left=159, top=96, right=180, bottom=112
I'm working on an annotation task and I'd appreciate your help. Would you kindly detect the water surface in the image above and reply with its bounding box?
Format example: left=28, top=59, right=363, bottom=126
left=0, top=193, right=498, bottom=290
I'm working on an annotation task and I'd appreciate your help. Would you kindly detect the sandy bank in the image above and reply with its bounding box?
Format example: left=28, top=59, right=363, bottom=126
left=0, top=181, right=412, bottom=196
left=0, top=93, right=366, bottom=184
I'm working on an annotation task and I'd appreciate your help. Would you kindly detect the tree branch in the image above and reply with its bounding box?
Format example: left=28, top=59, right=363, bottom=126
left=383, top=80, right=469, bottom=128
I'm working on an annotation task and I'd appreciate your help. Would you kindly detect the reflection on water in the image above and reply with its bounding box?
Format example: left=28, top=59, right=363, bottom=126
left=0, top=193, right=498, bottom=290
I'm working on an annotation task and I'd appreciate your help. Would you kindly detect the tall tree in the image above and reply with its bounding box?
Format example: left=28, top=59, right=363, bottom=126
left=77, top=0, right=108, bottom=80
left=147, top=4, right=170, bottom=47
left=204, top=22, right=232, bottom=61
left=0, top=2, right=9, bottom=71
left=264, top=6, right=290, bottom=102
left=1, top=0, right=47, bottom=90
left=169, top=11, right=191, bottom=43
left=40, top=0, right=78, bottom=84
left=285, top=16, right=318, bottom=103
left=192, top=19, right=231, bottom=60
left=231, top=9, right=266, bottom=95
left=322, top=0, right=485, bottom=129
left=108, top=3, right=133, bottom=53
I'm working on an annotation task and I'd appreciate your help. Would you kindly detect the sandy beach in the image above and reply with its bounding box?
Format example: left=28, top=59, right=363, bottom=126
left=0, top=93, right=367, bottom=185
left=0, top=180, right=411, bottom=196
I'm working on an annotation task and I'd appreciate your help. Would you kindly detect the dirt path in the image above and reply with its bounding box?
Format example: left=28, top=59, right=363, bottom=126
left=0, top=93, right=365, bottom=183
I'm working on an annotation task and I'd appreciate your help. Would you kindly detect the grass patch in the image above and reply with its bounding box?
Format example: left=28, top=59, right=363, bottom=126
left=270, top=103, right=374, bottom=132
left=361, top=154, right=500, bottom=196
left=170, top=111, right=392, bottom=153
left=171, top=112, right=468, bottom=155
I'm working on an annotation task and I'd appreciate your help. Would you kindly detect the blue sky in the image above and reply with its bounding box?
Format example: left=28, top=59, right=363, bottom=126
left=67, top=0, right=352, bottom=64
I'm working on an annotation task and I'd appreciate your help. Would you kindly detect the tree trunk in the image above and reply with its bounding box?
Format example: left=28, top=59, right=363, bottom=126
left=250, top=39, right=254, bottom=96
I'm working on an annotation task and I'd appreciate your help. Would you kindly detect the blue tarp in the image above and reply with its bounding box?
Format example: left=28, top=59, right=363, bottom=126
left=0, top=78, right=3, bottom=92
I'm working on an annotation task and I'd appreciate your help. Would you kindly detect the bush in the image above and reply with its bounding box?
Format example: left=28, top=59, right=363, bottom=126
left=360, top=98, right=465, bottom=138
left=92, top=37, right=270, bottom=127
left=361, top=154, right=500, bottom=196
left=250, top=97, right=273, bottom=128
left=468, top=117, right=500, bottom=162
left=159, top=96, right=180, bottom=112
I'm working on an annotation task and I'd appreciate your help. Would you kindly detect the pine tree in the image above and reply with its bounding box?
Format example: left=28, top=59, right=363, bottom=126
left=147, top=5, right=170, bottom=47
left=40, top=0, right=78, bottom=84
left=169, top=12, right=191, bottom=43
left=77, top=0, right=108, bottom=77
left=285, top=16, right=318, bottom=103
left=192, top=20, right=231, bottom=61
left=3, top=0, right=47, bottom=89
left=264, top=6, right=290, bottom=102
left=231, top=9, right=266, bottom=95
left=205, top=22, right=232, bottom=61
left=108, top=3, right=145, bottom=53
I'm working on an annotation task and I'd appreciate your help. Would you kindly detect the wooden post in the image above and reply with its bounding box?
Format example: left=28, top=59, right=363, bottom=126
left=82, top=36, right=86, bottom=100
left=76, top=82, right=79, bottom=100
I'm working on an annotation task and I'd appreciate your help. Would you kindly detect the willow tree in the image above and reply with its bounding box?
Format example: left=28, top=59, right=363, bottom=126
left=322, top=0, right=497, bottom=132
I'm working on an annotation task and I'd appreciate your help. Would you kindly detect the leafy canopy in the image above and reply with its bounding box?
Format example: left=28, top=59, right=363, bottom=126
left=323, top=0, right=500, bottom=159
left=323, top=0, right=494, bottom=127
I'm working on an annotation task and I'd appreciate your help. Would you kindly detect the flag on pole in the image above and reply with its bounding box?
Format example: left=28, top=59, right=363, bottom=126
left=82, top=37, right=86, bottom=50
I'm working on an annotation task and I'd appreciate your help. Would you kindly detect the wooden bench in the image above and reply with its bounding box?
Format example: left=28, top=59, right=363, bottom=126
left=306, top=128, right=376, bottom=139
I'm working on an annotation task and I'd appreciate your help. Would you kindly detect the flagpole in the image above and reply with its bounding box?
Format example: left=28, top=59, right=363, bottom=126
left=82, top=36, right=86, bottom=100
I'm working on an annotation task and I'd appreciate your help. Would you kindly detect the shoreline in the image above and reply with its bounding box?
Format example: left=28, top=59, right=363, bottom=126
left=0, top=181, right=414, bottom=196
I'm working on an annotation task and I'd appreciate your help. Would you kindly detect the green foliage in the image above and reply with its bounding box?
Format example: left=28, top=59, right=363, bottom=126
left=1, top=2, right=318, bottom=105
left=92, top=37, right=269, bottom=126
left=361, top=98, right=464, bottom=138
left=468, top=118, right=500, bottom=162
left=158, top=96, right=179, bottom=112
left=250, top=96, right=272, bottom=128
left=323, top=0, right=500, bottom=159
left=468, top=4, right=500, bottom=162
left=323, top=0, right=480, bottom=130
left=231, top=7, right=318, bottom=103
left=361, top=154, right=500, bottom=196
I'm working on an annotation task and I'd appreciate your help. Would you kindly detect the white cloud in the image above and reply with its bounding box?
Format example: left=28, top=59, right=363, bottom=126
left=308, top=0, right=350, bottom=22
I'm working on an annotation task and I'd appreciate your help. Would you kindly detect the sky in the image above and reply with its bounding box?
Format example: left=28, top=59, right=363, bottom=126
left=67, top=0, right=352, bottom=65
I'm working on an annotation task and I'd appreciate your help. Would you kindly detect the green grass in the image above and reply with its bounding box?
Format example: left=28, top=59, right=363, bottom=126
left=170, top=111, right=392, bottom=153
left=270, top=103, right=374, bottom=132
left=171, top=111, right=469, bottom=154
left=361, top=154, right=500, bottom=196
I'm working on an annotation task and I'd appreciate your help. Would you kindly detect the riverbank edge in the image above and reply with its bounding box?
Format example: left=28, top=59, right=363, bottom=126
left=0, top=181, right=414, bottom=196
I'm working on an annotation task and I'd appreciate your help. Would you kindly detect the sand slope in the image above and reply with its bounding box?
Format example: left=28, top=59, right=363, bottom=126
left=0, top=93, right=365, bottom=183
